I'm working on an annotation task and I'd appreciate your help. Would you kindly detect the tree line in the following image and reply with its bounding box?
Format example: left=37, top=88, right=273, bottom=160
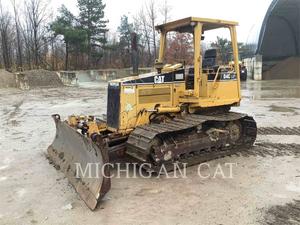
left=0, top=0, right=174, bottom=71
left=0, top=0, right=255, bottom=72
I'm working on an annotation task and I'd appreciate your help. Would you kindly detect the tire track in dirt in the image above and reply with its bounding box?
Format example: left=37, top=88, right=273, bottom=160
left=258, top=127, right=300, bottom=135
left=8, top=99, right=24, bottom=119
left=236, top=143, right=300, bottom=158
left=261, top=200, right=300, bottom=225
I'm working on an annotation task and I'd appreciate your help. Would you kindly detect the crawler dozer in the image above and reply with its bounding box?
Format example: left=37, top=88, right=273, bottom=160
left=48, top=17, right=257, bottom=210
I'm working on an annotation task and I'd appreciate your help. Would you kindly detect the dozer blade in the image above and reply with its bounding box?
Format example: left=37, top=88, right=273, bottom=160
left=47, top=114, right=110, bottom=210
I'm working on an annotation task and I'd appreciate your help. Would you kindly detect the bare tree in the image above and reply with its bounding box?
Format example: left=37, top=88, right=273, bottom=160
left=160, top=0, right=172, bottom=24
left=11, top=0, right=23, bottom=70
left=0, top=0, right=173, bottom=71
left=134, top=9, right=152, bottom=66
left=146, top=0, right=157, bottom=61
left=24, top=0, right=49, bottom=68
left=22, top=15, right=33, bottom=69
left=132, top=0, right=172, bottom=67
left=0, top=0, right=14, bottom=70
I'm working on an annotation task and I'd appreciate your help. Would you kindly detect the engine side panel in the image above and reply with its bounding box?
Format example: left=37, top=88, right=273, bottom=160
left=111, top=69, right=186, bottom=132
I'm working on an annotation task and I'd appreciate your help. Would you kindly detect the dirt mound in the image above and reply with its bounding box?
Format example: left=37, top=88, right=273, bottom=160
left=16, top=69, right=63, bottom=89
left=0, top=69, right=16, bottom=88
left=263, top=57, right=300, bottom=79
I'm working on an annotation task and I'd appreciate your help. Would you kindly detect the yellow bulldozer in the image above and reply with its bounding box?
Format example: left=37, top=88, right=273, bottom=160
left=48, top=17, right=257, bottom=210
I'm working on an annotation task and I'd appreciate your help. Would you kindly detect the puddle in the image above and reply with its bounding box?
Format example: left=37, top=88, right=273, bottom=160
left=242, top=79, right=300, bottom=99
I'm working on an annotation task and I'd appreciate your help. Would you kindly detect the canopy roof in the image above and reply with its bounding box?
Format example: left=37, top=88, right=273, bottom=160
left=155, top=17, right=238, bottom=33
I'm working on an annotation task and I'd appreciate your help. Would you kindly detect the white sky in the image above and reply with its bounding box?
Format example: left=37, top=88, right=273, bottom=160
left=52, top=0, right=273, bottom=43
left=3, top=0, right=273, bottom=43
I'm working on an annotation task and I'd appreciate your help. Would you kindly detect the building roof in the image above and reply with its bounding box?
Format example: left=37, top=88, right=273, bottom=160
left=256, top=0, right=300, bottom=60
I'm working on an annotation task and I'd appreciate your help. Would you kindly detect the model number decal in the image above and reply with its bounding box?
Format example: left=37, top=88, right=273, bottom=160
left=154, top=76, right=165, bottom=84
left=222, top=73, right=231, bottom=80
left=221, top=73, right=237, bottom=80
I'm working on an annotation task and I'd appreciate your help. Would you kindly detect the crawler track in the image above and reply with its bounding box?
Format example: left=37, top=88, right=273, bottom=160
left=126, top=112, right=257, bottom=172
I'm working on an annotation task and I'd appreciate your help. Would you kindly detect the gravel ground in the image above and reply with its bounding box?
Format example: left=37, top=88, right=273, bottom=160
left=0, top=79, right=300, bottom=225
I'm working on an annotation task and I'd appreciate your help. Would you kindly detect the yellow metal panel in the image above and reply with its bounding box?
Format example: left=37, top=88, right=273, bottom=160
left=158, top=31, right=166, bottom=63
left=155, top=17, right=192, bottom=32
left=190, top=98, right=240, bottom=108
left=207, top=81, right=240, bottom=100
left=173, top=82, right=185, bottom=105
left=139, top=95, right=170, bottom=104
left=200, top=73, right=208, bottom=97
left=118, top=83, right=184, bottom=132
left=139, top=87, right=170, bottom=96
left=193, top=22, right=203, bottom=98
left=230, top=26, right=241, bottom=100
left=138, top=86, right=171, bottom=104
left=119, top=85, right=137, bottom=131
left=191, top=17, right=238, bottom=26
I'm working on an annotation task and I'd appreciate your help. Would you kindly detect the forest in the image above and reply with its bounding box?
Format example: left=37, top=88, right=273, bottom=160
left=0, top=0, right=254, bottom=71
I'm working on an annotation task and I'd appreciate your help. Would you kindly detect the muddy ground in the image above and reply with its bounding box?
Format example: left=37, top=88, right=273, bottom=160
left=0, top=80, right=300, bottom=225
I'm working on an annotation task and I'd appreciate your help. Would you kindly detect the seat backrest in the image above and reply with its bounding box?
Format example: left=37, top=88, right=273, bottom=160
left=203, top=49, right=218, bottom=68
